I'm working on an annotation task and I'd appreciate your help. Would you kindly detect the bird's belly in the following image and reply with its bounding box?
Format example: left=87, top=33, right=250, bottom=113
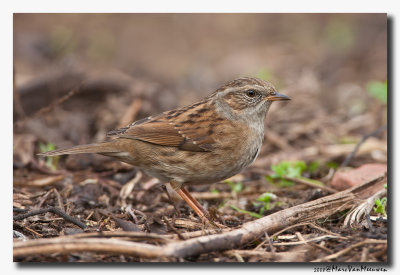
left=113, top=134, right=263, bottom=185
left=139, top=142, right=261, bottom=185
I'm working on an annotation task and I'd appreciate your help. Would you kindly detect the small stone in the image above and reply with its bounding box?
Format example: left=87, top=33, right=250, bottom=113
left=330, top=163, right=387, bottom=191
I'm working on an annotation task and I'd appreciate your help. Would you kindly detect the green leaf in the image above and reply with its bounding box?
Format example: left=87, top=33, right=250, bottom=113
left=298, top=176, right=325, bottom=187
left=255, top=192, right=277, bottom=211
left=367, top=81, right=387, bottom=104
left=267, top=161, right=326, bottom=187
left=326, top=161, right=339, bottom=169
left=307, top=161, right=320, bottom=174
left=225, top=180, right=243, bottom=193
left=265, top=175, right=275, bottom=183
left=373, top=197, right=387, bottom=216
left=257, top=192, right=276, bottom=203
left=230, top=205, right=262, bottom=218
left=39, top=142, right=59, bottom=171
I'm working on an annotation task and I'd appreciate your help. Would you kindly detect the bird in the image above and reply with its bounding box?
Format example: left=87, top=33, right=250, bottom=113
left=40, top=77, right=290, bottom=225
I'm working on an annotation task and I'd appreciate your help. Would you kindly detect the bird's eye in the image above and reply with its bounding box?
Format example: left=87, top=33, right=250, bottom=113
left=270, top=91, right=277, bottom=96
left=246, top=90, right=256, bottom=97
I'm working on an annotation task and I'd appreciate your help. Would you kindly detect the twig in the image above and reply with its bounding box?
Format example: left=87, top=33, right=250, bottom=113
left=164, top=218, right=187, bottom=240
left=68, top=231, right=173, bottom=243
left=37, top=189, right=53, bottom=209
left=341, top=124, right=387, bottom=168
left=282, top=176, right=338, bottom=193
left=13, top=207, right=87, bottom=229
left=14, top=175, right=66, bottom=188
left=126, top=206, right=139, bottom=224
left=224, top=249, right=307, bottom=262
left=118, top=98, right=143, bottom=128
left=313, top=239, right=387, bottom=262
left=23, top=226, right=43, bottom=238
left=272, top=235, right=340, bottom=246
left=265, top=232, right=276, bottom=253
left=14, top=237, right=168, bottom=259
left=53, top=188, right=65, bottom=212
left=308, top=222, right=345, bottom=239
left=295, top=231, right=331, bottom=253
left=271, top=222, right=312, bottom=239
left=13, top=82, right=85, bottom=129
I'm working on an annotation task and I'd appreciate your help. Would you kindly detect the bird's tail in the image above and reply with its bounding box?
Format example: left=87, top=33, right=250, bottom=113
left=38, top=142, right=120, bottom=157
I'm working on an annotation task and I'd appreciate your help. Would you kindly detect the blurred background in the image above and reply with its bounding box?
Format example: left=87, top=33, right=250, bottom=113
left=13, top=13, right=387, bottom=171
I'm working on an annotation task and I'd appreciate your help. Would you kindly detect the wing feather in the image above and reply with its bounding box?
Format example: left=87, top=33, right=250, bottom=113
left=106, top=102, right=220, bottom=152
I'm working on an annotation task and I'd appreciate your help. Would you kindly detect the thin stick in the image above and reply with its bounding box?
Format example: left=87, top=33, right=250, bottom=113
left=273, top=235, right=340, bottom=246
left=282, top=176, right=338, bottom=193
left=13, top=83, right=85, bottom=129
left=13, top=207, right=87, bottom=229
left=341, top=124, right=387, bottom=168
left=313, top=239, right=387, bottom=262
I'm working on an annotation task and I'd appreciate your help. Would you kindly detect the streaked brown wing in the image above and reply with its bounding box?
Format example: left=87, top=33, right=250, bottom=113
left=107, top=102, right=219, bottom=152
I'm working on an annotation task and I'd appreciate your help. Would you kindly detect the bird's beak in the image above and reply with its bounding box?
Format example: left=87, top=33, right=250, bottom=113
left=265, top=92, right=291, bottom=101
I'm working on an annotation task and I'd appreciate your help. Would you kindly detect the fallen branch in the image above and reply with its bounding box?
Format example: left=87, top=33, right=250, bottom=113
left=13, top=174, right=386, bottom=259
left=13, top=207, right=87, bottom=229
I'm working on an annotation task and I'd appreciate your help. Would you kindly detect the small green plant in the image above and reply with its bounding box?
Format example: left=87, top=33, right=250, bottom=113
left=307, top=161, right=320, bottom=174
left=253, top=192, right=278, bottom=214
left=210, top=188, right=220, bottom=194
left=230, top=192, right=280, bottom=218
left=373, top=197, right=387, bottom=216
left=326, top=161, right=339, bottom=170
left=266, top=161, right=307, bottom=186
left=229, top=205, right=262, bottom=219
left=225, top=180, right=243, bottom=194
left=266, top=160, right=326, bottom=188
left=367, top=81, right=387, bottom=104
left=39, top=142, right=59, bottom=171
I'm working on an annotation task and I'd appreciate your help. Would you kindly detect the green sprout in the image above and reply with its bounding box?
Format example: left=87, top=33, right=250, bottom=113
left=225, top=180, right=243, bottom=194
left=266, top=161, right=307, bottom=187
left=307, top=161, right=320, bottom=174
left=266, top=160, right=327, bottom=188
left=326, top=161, right=339, bottom=170
left=253, top=192, right=278, bottom=214
left=230, top=192, right=280, bottom=218
left=229, top=205, right=262, bottom=219
left=39, top=142, right=59, bottom=171
left=373, top=197, right=387, bottom=216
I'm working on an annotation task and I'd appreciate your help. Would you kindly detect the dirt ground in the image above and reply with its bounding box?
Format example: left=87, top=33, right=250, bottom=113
left=13, top=14, right=387, bottom=262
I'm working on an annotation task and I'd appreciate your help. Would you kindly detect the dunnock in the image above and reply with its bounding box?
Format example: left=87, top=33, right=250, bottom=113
left=40, top=77, right=290, bottom=224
